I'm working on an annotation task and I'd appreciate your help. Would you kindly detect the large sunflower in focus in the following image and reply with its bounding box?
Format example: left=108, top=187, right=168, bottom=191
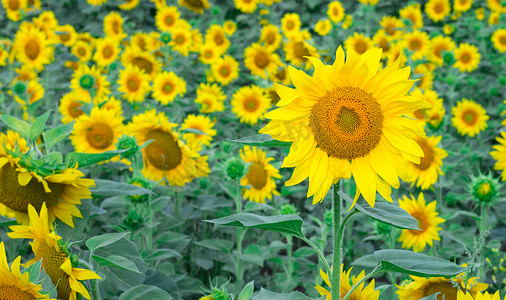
left=260, top=47, right=429, bottom=206
left=240, top=146, right=281, bottom=203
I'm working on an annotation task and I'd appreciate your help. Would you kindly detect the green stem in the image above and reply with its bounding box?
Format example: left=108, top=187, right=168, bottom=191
left=342, top=266, right=381, bottom=300
left=79, top=259, right=100, bottom=300
left=235, top=178, right=244, bottom=283
left=332, top=183, right=342, bottom=300
left=174, top=192, right=179, bottom=218
left=479, top=203, right=488, bottom=278
left=286, top=235, right=293, bottom=282
left=300, top=235, right=331, bottom=278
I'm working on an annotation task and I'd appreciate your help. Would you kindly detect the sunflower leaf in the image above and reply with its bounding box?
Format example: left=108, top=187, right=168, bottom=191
left=0, top=114, right=30, bottom=141
left=118, top=285, right=173, bottom=300
left=29, top=110, right=52, bottom=142
left=229, top=134, right=291, bottom=147
left=91, top=179, right=154, bottom=197
left=374, top=249, right=469, bottom=277
left=86, top=232, right=129, bottom=253
left=92, top=254, right=141, bottom=273
left=239, top=281, right=255, bottom=300
left=43, top=122, right=74, bottom=153
left=65, top=149, right=126, bottom=168
left=204, top=213, right=304, bottom=238
left=252, top=288, right=319, bottom=300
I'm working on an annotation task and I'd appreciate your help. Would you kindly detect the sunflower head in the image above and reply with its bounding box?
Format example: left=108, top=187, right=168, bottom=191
left=469, top=173, right=501, bottom=204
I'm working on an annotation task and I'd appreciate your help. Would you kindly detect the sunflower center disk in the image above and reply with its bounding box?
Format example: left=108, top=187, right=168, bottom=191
left=0, top=285, right=37, bottom=300
left=244, top=97, right=259, bottom=112
left=185, top=0, right=205, bottom=8
left=25, top=39, right=40, bottom=60
left=247, top=162, right=268, bottom=189
left=86, top=122, right=114, bottom=149
left=409, top=211, right=429, bottom=234
left=0, top=163, right=65, bottom=213
left=293, top=42, right=310, bottom=61
left=132, top=57, right=153, bottom=74
left=414, top=139, right=434, bottom=171
left=144, top=129, right=182, bottom=171
left=422, top=282, right=457, bottom=300
left=254, top=52, right=269, bottom=68
left=36, top=242, right=72, bottom=300
left=462, top=109, right=477, bottom=125
left=310, top=87, right=383, bottom=160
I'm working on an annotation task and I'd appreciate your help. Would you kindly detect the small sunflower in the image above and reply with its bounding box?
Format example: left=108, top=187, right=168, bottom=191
left=232, top=85, right=271, bottom=125
left=259, top=24, right=282, bottom=51
left=281, top=13, right=301, bottom=35
left=181, top=114, right=217, bottom=151
left=93, top=37, right=119, bottom=67
left=454, top=0, right=473, bottom=12
left=199, top=43, right=218, bottom=64
left=223, top=20, right=237, bottom=36
left=205, top=25, right=230, bottom=56
left=386, top=41, right=407, bottom=66
left=71, top=41, right=93, bottom=62
left=315, top=19, right=332, bottom=36
left=283, top=34, right=319, bottom=69
left=372, top=29, right=392, bottom=59
left=117, top=65, right=151, bottom=103
left=425, top=0, right=451, bottom=22
left=2, top=0, right=28, bottom=21
left=14, top=79, right=44, bottom=105
left=8, top=203, right=101, bottom=300
left=327, top=1, right=345, bottom=23
left=406, top=135, right=447, bottom=190
left=211, top=55, right=239, bottom=86
left=121, top=46, right=161, bottom=78
left=400, top=3, right=424, bottom=28
left=488, top=0, right=506, bottom=12
left=240, top=146, right=281, bottom=203
left=234, top=0, right=256, bottom=13
left=428, top=35, right=455, bottom=66
left=403, top=30, right=430, bottom=60
left=0, top=241, right=51, bottom=300
left=103, top=11, right=127, bottom=41
left=397, top=193, right=445, bottom=252
left=491, top=28, right=506, bottom=53
left=59, top=91, right=91, bottom=124
left=13, top=26, right=53, bottom=71
left=118, top=0, right=139, bottom=10
left=128, top=109, right=209, bottom=186
left=152, top=71, right=186, bottom=105
left=451, top=99, right=488, bottom=137
left=316, top=265, right=379, bottom=300
left=155, top=6, right=180, bottom=32
left=195, top=83, right=226, bottom=113
left=270, top=67, right=291, bottom=86
left=70, top=64, right=111, bottom=103
left=379, top=16, right=404, bottom=38
left=453, top=43, right=480, bottom=72
left=345, top=33, right=374, bottom=57
left=169, top=26, right=193, bottom=56
left=244, top=43, right=281, bottom=79
left=54, top=24, right=77, bottom=46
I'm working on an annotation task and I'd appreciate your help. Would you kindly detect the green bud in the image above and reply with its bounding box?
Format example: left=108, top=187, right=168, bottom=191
left=470, top=173, right=501, bottom=204
left=445, top=74, right=456, bottom=85
left=199, top=177, right=209, bottom=190
left=13, top=81, right=27, bottom=96
left=160, top=32, right=171, bottom=44
left=489, top=87, right=499, bottom=97
left=442, top=51, right=455, bottom=65
left=279, top=203, right=297, bottom=215
left=498, top=75, right=506, bottom=85
left=324, top=210, right=333, bottom=228
left=116, top=135, right=139, bottom=160
left=473, top=22, right=482, bottom=31
left=109, top=62, right=118, bottom=71
left=225, top=158, right=245, bottom=179
left=57, top=239, right=71, bottom=255
left=123, top=207, right=144, bottom=231
left=79, top=74, right=95, bottom=90
left=212, top=6, right=221, bottom=16
left=222, top=141, right=232, bottom=153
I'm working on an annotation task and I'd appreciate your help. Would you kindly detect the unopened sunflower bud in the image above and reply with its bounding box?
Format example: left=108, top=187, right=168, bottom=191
left=123, top=207, right=144, bottom=230
left=225, top=158, right=245, bottom=179
left=116, top=135, right=139, bottom=160
left=279, top=203, right=297, bottom=215
left=79, top=74, right=95, bottom=90
left=470, top=174, right=501, bottom=204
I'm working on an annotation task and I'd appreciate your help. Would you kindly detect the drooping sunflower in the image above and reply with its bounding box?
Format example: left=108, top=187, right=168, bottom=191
left=451, top=99, right=488, bottom=137
left=345, top=33, right=374, bottom=57
left=260, top=24, right=282, bottom=51
left=428, top=35, right=455, bottom=66
left=155, top=6, right=180, bottom=32
left=260, top=46, right=430, bottom=206
left=453, top=43, right=481, bottom=72
left=316, top=265, right=379, bottom=300
left=406, top=135, right=448, bottom=190
left=403, top=30, right=430, bottom=61
left=71, top=41, right=93, bottom=62
left=205, top=25, right=230, bottom=56
left=121, top=46, right=161, bottom=78
left=397, top=193, right=445, bottom=252
left=8, top=203, right=101, bottom=300
left=327, top=1, right=345, bottom=23
left=400, top=3, right=424, bottom=28
left=13, top=26, right=53, bottom=71
left=211, top=55, right=239, bottom=85
left=234, top=0, right=257, bottom=13
left=117, top=65, right=151, bottom=103
left=0, top=241, right=51, bottom=300
left=70, top=64, right=111, bottom=103
left=244, top=43, right=281, bottom=79
left=14, top=79, right=44, bottom=105
left=181, top=114, right=217, bottom=151
left=425, top=0, right=451, bottom=22
left=396, top=272, right=488, bottom=300
left=93, top=37, right=119, bottom=67
left=128, top=109, right=209, bottom=185
left=454, top=0, right=473, bottom=12
left=70, top=106, right=124, bottom=154
left=379, top=16, right=404, bottom=38
left=240, top=146, right=281, bottom=203
left=59, top=91, right=91, bottom=124
left=232, top=85, right=271, bottom=125
left=103, top=11, right=127, bottom=41
left=152, top=71, right=186, bottom=105
left=491, top=28, right=506, bottom=53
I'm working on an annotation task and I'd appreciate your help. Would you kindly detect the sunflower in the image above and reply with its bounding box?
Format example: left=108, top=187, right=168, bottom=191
left=379, top=16, right=404, bottom=38
left=13, top=26, right=52, bottom=71
left=406, top=135, right=447, bottom=190
left=386, top=41, right=407, bottom=66
left=451, top=99, right=488, bottom=137
left=488, top=0, right=506, bottom=12
left=270, top=66, right=291, bottom=86
left=454, top=0, right=473, bottom=12
left=283, top=34, right=319, bottom=70
left=2, top=0, right=27, bottom=22
left=130, top=32, right=150, bottom=52
left=195, top=83, right=226, bottom=113
left=118, top=0, right=139, bottom=10
left=400, top=3, right=424, bottom=28
left=129, top=109, right=209, bottom=185
left=327, top=1, right=345, bottom=23
left=315, top=19, right=332, bottom=36
left=232, top=85, right=271, bottom=125
left=488, top=11, right=501, bottom=25
left=234, top=0, right=256, bottom=13
left=281, top=13, right=301, bottom=35
left=70, top=64, right=111, bottom=103
left=428, top=35, right=455, bottom=66
left=8, top=203, right=101, bottom=300
left=316, top=265, right=379, bottom=300
left=32, top=11, right=58, bottom=35
left=244, top=43, right=281, bottom=79
left=179, top=0, right=209, bottom=13
left=59, top=91, right=91, bottom=124
left=425, top=0, right=451, bottom=22
left=121, top=46, right=161, bottom=78
left=373, top=29, right=392, bottom=59
left=260, top=24, right=282, bottom=51
left=458, top=291, right=503, bottom=300
left=71, top=41, right=93, bottom=62
left=490, top=133, right=506, bottom=181
left=87, top=0, right=106, bottom=5
left=396, top=272, right=488, bottom=300
left=426, top=98, right=445, bottom=129
left=453, top=43, right=480, bottom=72
left=260, top=46, right=430, bottom=206
left=0, top=47, right=8, bottom=66
left=169, top=26, right=193, bottom=56
left=117, top=65, right=151, bottom=103
left=211, top=55, right=239, bottom=85
left=152, top=71, right=186, bottom=105
left=54, top=24, right=77, bottom=46
left=491, top=29, right=506, bottom=53
left=199, top=43, right=218, bottom=64
left=0, top=241, right=51, bottom=300
left=181, top=114, right=217, bottom=151
left=205, top=25, right=230, bottom=56
left=397, top=193, right=444, bottom=252
left=155, top=6, right=180, bottom=32
left=93, top=37, right=119, bottom=67
left=103, top=11, right=127, bottom=41
left=345, top=32, right=374, bottom=58
left=403, top=30, right=430, bottom=61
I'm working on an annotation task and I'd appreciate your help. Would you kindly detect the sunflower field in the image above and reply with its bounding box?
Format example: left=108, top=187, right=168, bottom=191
left=0, top=0, right=506, bottom=299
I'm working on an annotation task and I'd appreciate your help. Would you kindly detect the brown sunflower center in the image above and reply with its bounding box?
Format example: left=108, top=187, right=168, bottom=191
left=460, top=53, right=471, bottom=63
left=275, top=68, right=286, bottom=81
left=243, top=97, right=260, bottom=112
left=254, top=51, right=270, bottom=68
left=102, top=46, right=113, bottom=58
left=354, top=40, right=368, bottom=54
left=131, top=57, right=153, bottom=74
left=144, top=129, right=182, bottom=171
left=286, top=20, right=295, bottom=30
left=86, top=122, right=114, bottom=149
left=112, top=20, right=120, bottom=34
left=214, top=33, right=224, bottom=46
left=247, top=162, right=268, bottom=189
left=332, top=7, right=339, bottom=16
left=269, top=89, right=280, bottom=105
left=434, top=3, right=444, bottom=13
left=385, top=24, right=396, bottom=36
left=126, top=76, right=140, bottom=91
left=409, top=39, right=421, bottom=51
left=163, top=82, right=174, bottom=93
left=219, top=65, right=230, bottom=76
left=78, top=48, right=86, bottom=56
left=25, top=39, right=40, bottom=60
left=462, top=109, right=478, bottom=125
left=59, top=32, right=71, bottom=42
left=175, top=35, right=185, bottom=45
left=0, top=163, right=66, bottom=213
left=459, top=0, right=467, bottom=4
left=164, top=15, right=174, bottom=26
left=422, top=281, right=458, bottom=300
left=36, top=242, right=72, bottom=300
left=414, top=138, right=433, bottom=171
left=414, top=109, right=426, bottom=120
left=434, top=44, right=447, bottom=58
left=266, top=32, right=276, bottom=44
left=0, top=285, right=37, bottom=300
left=309, top=86, right=383, bottom=160
left=9, top=0, right=20, bottom=9
left=184, top=0, right=204, bottom=8
left=377, top=38, right=389, bottom=52
left=293, top=42, right=310, bottom=61
left=409, top=211, right=429, bottom=234
left=68, top=101, right=83, bottom=118
left=204, top=49, right=213, bottom=58
left=500, top=36, right=506, bottom=45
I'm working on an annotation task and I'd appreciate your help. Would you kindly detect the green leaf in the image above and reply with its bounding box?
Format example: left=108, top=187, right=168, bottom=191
left=118, top=285, right=173, bottom=300
left=294, top=247, right=315, bottom=258
left=91, top=179, right=154, bottom=197
left=239, top=281, right=255, bottom=300
left=420, top=294, right=440, bottom=300
left=252, top=288, right=318, bottom=300
left=0, top=115, right=30, bottom=140
left=42, top=122, right=74, bottom=152
left=339, top=192, right=420, bottom=230
left=143, top=249, right=181, bottom=262
left=92, top=254, right=141, bottom=273
left=29, top=110, right=51, bottom=141
left=229, top=134, right=291, bottom=147
left=374, top=249, right=469, bottom=277
left=0, top=215, right=16, bottom=226
left=27, top=260, right=42, bottom=282
left=86, top=232, right=129, bottom=253
left=181, top=128, right=208, bottom=135
left=65, top=150, right=125, bottom=168
left=194, top=239, right=234, bottom=252
left=204, top=213, right=304, bottom=238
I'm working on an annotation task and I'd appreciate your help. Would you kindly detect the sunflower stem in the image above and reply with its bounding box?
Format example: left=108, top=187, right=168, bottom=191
left=332, top=182, right=342, bottom=300
left=300, top=235, right=331, bottom=279
left=79, top=259, right=100, bottom=300
left=235, top=177, right=244, bottom=283
left=478, top=203, right=488, bottom=278
left=342, top=266, right=381, bottom=300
